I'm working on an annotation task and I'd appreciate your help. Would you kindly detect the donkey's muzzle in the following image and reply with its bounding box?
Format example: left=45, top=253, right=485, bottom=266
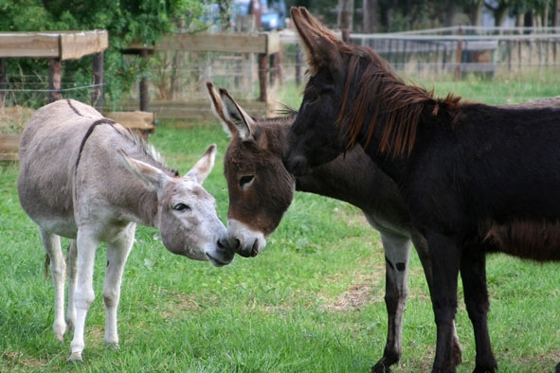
left=283, top=153, right=311, bottom=177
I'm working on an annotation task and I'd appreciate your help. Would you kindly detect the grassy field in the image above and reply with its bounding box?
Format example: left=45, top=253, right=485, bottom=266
left=2, top=71, right=560, bottom=372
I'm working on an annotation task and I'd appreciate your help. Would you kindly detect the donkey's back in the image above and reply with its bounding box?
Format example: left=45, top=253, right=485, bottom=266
left=18, top=99, right=106, bottom=238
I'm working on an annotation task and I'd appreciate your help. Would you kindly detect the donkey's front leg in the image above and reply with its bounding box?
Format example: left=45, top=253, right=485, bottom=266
left=371, top=231, right=412, bottom=373
left=69, top=230, right=99, bottom=362
left=413, top=232, right=462, bottom=366
left=39, top=228, right=67, bottom=341
left=427, top=232, right=461, bottom=373
left=103, top=225, right=135, bottom=348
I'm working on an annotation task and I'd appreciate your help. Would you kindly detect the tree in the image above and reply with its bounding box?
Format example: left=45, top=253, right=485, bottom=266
left=483, top=0, right=511, bottom=27
left=363, top=0, right=378, bottom=32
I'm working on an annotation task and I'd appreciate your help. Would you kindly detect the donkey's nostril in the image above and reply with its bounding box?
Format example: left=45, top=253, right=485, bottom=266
left=250, top=239, right=259, bottom=257
left=234, top=238, right=241, bottom=250
left=285, top=155, right=310, bottom=177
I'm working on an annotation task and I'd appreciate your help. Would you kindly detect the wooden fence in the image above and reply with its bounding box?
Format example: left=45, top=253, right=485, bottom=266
left=0, top=30, right=108, bottom=161
left=123, top=31, right=281, bottom=120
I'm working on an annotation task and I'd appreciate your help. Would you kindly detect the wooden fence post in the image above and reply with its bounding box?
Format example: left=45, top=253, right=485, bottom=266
left=258, top=53, right=267, bottom=102
left=49, top=58, right=62, bottom=102
left=455, top=29, right=463, bottom=80
left=0, top=58, right=5, bottom=106
left=92, top=51, right=104, bottom=111
left=140, top=48, right=149, bottom=111
left=295, top=44, right=302, bottom=86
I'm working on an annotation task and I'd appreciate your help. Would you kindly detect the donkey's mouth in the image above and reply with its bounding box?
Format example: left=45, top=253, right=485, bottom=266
left=205, top=238, right=236, bottom=267
left=206, top=253, right=226, bottom=266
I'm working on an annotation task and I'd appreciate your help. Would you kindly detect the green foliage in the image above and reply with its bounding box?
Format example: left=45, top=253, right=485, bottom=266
left=288, top=0, right=556, bottom=30
left=0, top=0, right=204, bottom=108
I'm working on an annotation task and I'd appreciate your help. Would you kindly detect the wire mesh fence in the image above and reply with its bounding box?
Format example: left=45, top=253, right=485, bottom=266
left=0, top=69, right=104, bottom=107
left=2, top=26, right=560, bottom=116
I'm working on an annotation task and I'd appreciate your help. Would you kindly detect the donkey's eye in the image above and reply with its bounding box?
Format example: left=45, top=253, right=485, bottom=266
left=239, top=175, right=255, bottom=190
left=173, top=203, right=191, bottom=212
left=306, top=93, right=319, bottom=104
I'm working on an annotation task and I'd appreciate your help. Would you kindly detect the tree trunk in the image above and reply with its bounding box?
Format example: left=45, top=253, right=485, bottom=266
left=468, top=1, right=484, bottom=27
left=443, top=0, right=456, bottom=27
left=524, top=10, right=534, bottom=30
left=338, top=0, right=354, bottom=31
left=362, top=0, right=377, bottom=33
left=554, top=0, right=560, bottom=27
left=494, top=4, right=509, bottom=27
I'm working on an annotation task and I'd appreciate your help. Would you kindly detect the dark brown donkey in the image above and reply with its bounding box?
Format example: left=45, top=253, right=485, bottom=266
left=283, top=6, right=560, bottom=373
left=207, top=82, right=460, bottom=372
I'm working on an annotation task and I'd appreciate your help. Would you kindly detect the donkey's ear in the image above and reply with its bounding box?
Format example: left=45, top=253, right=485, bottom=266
left=118, top=149, right=169, bottom=192
left=219, top=87, right=256, bottom=142
left=185, top=144, right=217, bottom=184
left=290, top=6, right=343, bottom=76
left=206, top=82, right=236, bottom=137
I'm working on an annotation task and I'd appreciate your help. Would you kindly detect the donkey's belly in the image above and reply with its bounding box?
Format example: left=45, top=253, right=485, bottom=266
left=32, top=215, right=78, bottom=239
left=363, top=210, right=412, bottom=238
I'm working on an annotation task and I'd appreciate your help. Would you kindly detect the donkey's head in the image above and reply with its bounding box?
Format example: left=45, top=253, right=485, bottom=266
left=207, top=82, right=295, bottom=258
left=283, top=7, right=353, bottom=176
left=119, top=144, right=234, bottom=266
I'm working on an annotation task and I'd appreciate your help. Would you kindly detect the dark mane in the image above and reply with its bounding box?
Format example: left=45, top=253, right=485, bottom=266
left=332, top=44, right=462, bottom=157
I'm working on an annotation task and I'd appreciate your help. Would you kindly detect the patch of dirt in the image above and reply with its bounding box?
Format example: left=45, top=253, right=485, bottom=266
left=161, top=292, right=207, bottom=320
left=320, top=273, right=384, bottom=312
left=1, top=350, right=46, bottom=369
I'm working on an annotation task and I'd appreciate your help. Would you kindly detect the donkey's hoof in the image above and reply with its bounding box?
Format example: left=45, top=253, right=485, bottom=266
left=67, top=352, right=83, bottom=363
left=106, top=342, right=120, bottom=351
left=473, top=364, right=497, bottom=373
left=372, top=362, right=393, bottom=373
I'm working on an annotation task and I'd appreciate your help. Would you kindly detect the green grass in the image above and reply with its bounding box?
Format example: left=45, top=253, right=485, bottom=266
left=2, top=73, right=560, bottom=372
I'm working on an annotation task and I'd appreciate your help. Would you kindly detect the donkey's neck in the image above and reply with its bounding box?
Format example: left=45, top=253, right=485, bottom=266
left=131, top=190, right=161, bottom=227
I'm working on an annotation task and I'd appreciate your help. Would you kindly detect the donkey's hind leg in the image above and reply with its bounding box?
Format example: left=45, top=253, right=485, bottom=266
left=66, top=240, right=78, bottom=331
left=39, top=227, right=67, bottom=341
left=103, top=223, right=135, bottom=348
left=460, top=250, right=497, bottom=373
left=371, top=230, right=412, bottom=373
